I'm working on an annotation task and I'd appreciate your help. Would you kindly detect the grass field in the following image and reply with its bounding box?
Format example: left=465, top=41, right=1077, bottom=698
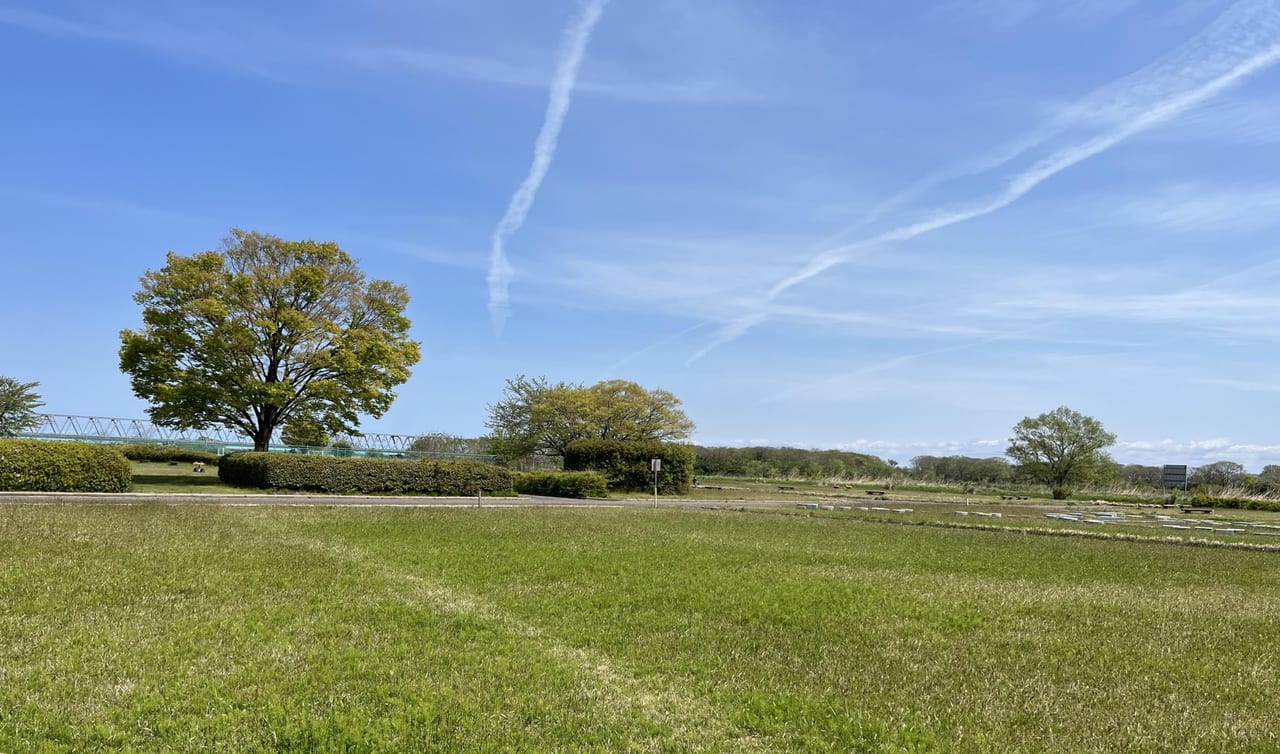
left=657, top=477, right=1065, bottom=506
left=128, top=461, right=247, bottom=494
left=788, top=500, right=1280, bottom=548
left=2, top=505, right=1278, bottom=752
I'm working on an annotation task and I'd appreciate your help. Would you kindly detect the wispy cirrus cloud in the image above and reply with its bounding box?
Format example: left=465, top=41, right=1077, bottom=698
left=0, top=5, right=295, bottom=80
left=486, top=0, right=609, bottom=336
left=1112, top=183, right=1280, bottom=230
left=690, top=0, right=1280, bottom=362
left=339, top=43, right=760, bottom=104
left=1160, top=96, right=1280, bottom=143
left=0, top=4, right=754, bottom=104
left=1192, top=378, right=1280, bottom=393
left=974, top=282, right=1280, bottom=336
left=0, top=184, right=199, bottom=222
left=929, top=0, right=1220, bottom=26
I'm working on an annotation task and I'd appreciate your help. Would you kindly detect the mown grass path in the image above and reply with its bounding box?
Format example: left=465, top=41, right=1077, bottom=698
left=2, top=505, right=1277, bottom=752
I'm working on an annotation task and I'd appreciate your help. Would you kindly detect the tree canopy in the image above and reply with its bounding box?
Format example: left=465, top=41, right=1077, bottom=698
left=1190, top=460, right=1246, bottom=488
left=280, top=416, right=331, bottom=448
left=119, top=229, right=421, bottom=451
left=485, top=376, right=695, bottom=461
left=0, top=376, right=43, bottom=437
left=1005, top=406, right=1117, bottom=493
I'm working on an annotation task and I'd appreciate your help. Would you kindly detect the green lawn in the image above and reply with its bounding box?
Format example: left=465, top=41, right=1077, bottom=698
left=128, top=460, right=248, bottom=494
left=2, top=505, right=1278, bottom=752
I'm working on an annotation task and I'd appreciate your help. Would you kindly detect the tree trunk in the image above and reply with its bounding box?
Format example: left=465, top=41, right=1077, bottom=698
left=253, top=425, right=273, bottom=452
left=253, top=405, right=280, bottom=452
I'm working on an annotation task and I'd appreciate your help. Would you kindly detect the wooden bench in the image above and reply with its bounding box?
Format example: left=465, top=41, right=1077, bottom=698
left=865, top=490, right=887, bottom=497
left=1180, top=506, right=1213, bottom=514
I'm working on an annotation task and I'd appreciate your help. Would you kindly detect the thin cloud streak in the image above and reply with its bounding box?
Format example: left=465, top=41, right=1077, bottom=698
left=1192, top=378, right=1280, bottom=393
left=692, top=0, right=1280, bottom=362
left=759, top=329, right=1031, bottom=405
left=486, top=0, right=609, bottom=336
left=974, top=256, right=1280, bottom=335
left=846, top=0, right=1274, bottom=237
left=345, top=44, right=760, bottom=104
left=2, top=4, right=731, bottom=105
left=602, top=322, right=711, bottom=378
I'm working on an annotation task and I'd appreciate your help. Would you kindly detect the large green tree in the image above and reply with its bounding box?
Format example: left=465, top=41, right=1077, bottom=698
left=279, top=415, right=331, bottom=448
left=486, top=376, right=695, bottom=461
left=1006, top=406, right=1117, bottom=495
left=120, top=229, right=421, bottom=451
left=0, top=376, right=43, bottom=437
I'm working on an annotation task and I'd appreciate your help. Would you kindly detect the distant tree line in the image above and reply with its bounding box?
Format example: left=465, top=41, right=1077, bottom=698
left=408, top=433, right=493, bottom=456
left=909, top=455, right=1013, bottom=484
left=694, top=445, right=894, bottom=480
left=907, top=456, right=1280, bottom=496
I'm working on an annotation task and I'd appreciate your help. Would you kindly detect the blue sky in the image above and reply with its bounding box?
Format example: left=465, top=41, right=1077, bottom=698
left=2, top=0, right=1279, bottom=469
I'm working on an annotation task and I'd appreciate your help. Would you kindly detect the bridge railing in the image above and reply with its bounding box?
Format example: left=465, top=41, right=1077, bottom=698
left=19, top=413, right=497, bottom=462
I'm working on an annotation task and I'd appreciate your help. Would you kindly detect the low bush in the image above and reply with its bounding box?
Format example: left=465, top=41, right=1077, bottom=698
left=0, top=440, right=131, bottom=492
left=1191, top=491, right=1280, bottom=512
left=118, top=444, right=219, bottom=465
left=563, top=440, right=695, bottom=494
left=218, top=452, right=514, bottom=495
left=514, top=471, right=608, bottom=499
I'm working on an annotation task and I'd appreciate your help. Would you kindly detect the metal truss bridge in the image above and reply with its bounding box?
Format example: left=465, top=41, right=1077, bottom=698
left=21, top=413, right=490, bottom=459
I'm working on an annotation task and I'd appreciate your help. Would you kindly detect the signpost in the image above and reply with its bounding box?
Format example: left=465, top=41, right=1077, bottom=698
left=1161, top=464, right=1188, bottom=491
left=651, top=458, right=661, bottom=507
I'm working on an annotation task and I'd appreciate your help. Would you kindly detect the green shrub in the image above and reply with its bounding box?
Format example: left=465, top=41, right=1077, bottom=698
left=0, top=440, right=131, bottom=492
left=514, top=471, right=608, bottom=498
left=1191, top=491, right=1280, bottom=512
left=563, top=440, right=694, bottom=494
left=1051, top=487, right=1069, bottom=500
left=218, top=452, right=514, bottom=495
left=118, top=444, right=219, bottom=465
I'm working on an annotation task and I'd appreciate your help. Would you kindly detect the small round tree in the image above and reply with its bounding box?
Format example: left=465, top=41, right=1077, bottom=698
left=1006, top=406, right=1116, bottom=498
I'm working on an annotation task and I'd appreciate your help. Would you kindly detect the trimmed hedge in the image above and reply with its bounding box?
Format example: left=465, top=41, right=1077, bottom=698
left=0, top=440, right=131, bottom=492
left=514, top=471, right=609, bottom=499
left=218, top=452, right=514, bottom=495
left=563, top=440, right=695, bottom=494
left=119, top=444, right=220, bottom=465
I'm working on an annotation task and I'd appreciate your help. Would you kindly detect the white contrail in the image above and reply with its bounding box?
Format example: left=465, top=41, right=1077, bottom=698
left=691, top=0, right=1280, bottom=362
left=487, top=0, right=609, bottom=335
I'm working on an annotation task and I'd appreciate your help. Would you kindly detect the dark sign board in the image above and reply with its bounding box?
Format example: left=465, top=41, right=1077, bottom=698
left=1161, top=465, right=1188, bottom=486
